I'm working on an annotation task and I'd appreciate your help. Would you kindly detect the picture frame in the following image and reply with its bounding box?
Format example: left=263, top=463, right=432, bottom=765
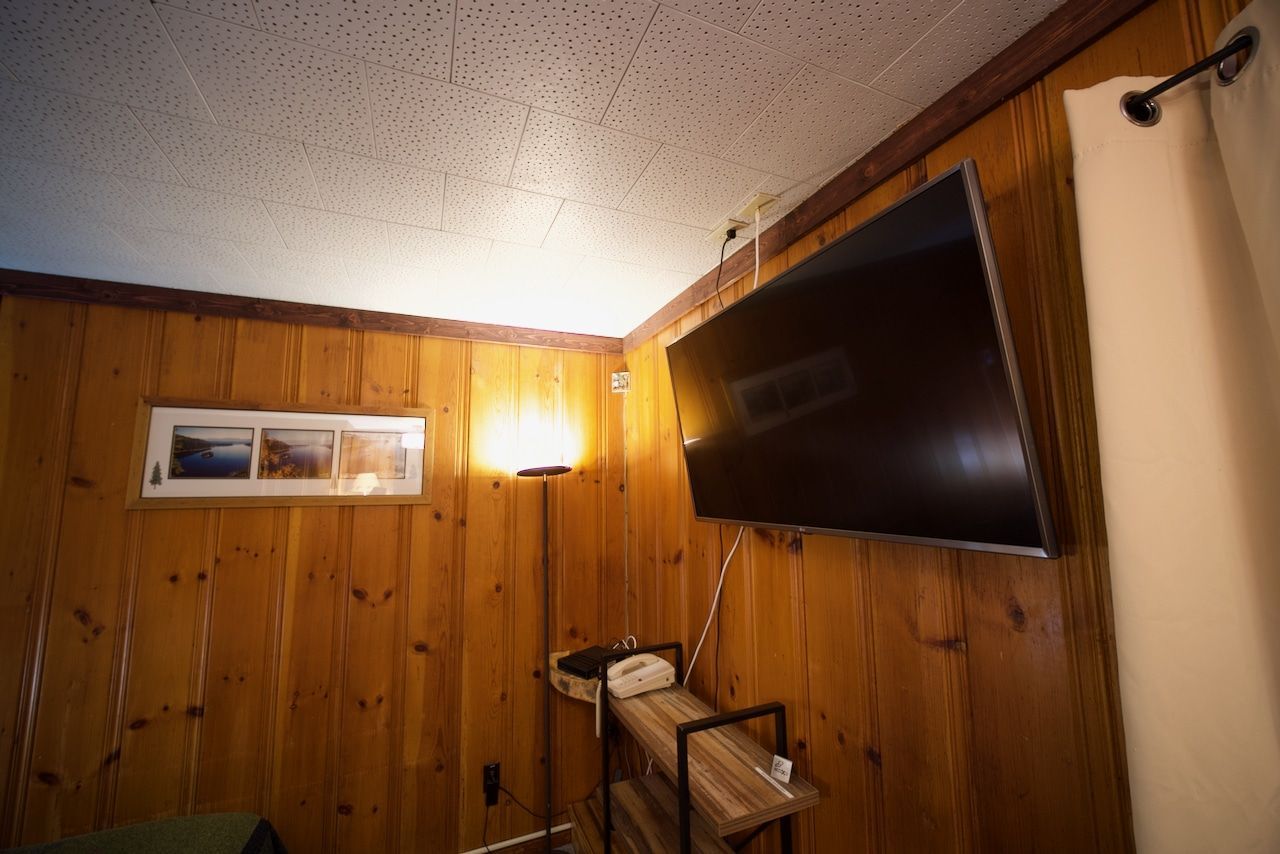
left=128, top=397, right=433, bottom=509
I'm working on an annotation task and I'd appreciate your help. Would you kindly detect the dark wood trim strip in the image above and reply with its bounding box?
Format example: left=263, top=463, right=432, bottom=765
left=0, top=269, right=624, bottom=355
left=621, top=0, right=1152, bottom=352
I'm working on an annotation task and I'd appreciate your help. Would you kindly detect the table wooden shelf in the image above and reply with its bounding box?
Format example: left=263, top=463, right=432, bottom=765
left=608, top=686, right=819, bottom=836
left=561, top=640, right=818, bottom=853
left=569, top=776, right=730, bottom=854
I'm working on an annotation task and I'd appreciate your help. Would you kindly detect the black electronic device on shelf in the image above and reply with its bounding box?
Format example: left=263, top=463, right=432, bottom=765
left=556, top=644, right=609, bottom=679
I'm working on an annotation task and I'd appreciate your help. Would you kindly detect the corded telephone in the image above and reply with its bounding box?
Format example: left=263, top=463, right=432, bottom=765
left=605, top=653, right=675, bottom=699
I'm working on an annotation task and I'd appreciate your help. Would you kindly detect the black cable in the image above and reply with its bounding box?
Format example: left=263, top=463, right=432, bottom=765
left=498, top=784, right=567, bottom=822
left=713, top=230, right=734, bottom=311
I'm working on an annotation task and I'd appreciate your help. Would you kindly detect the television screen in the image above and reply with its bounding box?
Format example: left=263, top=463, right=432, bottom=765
left=666, top=160, right=1058, bottom=558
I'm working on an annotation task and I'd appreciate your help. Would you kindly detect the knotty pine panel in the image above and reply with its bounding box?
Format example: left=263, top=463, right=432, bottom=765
left=617, top=2, right=1213, bottom=850
left=0, top=298, right=618, bottom=851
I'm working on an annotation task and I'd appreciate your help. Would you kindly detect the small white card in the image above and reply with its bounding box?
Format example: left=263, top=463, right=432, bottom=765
left=770, top=754, right=793, bottom=783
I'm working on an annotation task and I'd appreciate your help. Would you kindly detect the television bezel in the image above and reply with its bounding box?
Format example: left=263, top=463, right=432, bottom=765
left=665, top=159, right=1059, bottom=559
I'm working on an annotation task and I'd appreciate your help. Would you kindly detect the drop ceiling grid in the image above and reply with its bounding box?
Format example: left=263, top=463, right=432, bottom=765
left=0, top=0, right=1064, bottom=335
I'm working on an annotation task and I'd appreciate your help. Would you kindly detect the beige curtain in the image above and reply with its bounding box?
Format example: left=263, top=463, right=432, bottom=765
left=1065, top=1, right=1280, bottom=851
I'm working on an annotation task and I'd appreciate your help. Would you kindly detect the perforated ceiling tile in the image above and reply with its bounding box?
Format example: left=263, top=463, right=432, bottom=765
left=341, top=260, right=439, bottom=313
left=387, top=223, right=491, bottom=272
left=486, top=241, right=585, bottom=290
left=660, top=0, right=760, bottom=31
left=0, top=213, right=142, bottom=268
left=603, top=7, right=800, bottom=155
left=235, top=244, right=346, bottom=301
left=0, top=0, right=211, bottom=119
left=0, top=158, right=161, bottom=230
left=0, top=80, right=182, bottom=182
left=368, top=65, right=528, bottom=185
left=163, top=1, right=259, bottom=27
left=543, top=202, right=714, bottom=274
left=727, top=66, right=917, bottom=182
left=108, top=223, right=260, bottom=285
left=255, top=0, right=453, bottom=81
left=567, top=256, right=692, bottom=336
left=441, top=177, right=562, bottom=247
left=137, top=111, right=322, bottom=208
left=452, top=0, right=655, bottom=122
left=118, top=178, right=283, bottom=246
left=264, top=203, right=390, bottom=261
left=620, top=146, right=765, bottom=230
left=873, top=0, right=1064, bottom=107
left=158, top=6, right=373, bottom=155
left=308, top=147, right=444, bottom=230
left=510, top=110, right=659, bottom=208
left=741, top=0, right=954, bottom=83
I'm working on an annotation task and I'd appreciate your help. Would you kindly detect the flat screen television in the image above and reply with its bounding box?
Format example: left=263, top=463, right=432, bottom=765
left=666, top=159, right=1058, bottom=558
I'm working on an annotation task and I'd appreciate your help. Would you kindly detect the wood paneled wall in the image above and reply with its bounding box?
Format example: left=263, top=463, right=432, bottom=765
left=0, top=299, right=625, bottom=851
left=621, top=1, right=1242, bottom=850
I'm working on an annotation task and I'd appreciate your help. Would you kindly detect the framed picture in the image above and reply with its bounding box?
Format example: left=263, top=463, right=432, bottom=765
left=129, top=397, right=432, bottom=508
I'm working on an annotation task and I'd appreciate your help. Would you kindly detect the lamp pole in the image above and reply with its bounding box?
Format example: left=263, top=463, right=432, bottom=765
left=516, top=464, right=571, bottom=852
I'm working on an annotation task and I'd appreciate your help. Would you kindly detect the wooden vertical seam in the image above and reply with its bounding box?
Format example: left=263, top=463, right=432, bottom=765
left=3, top=302, right=86, bottom=845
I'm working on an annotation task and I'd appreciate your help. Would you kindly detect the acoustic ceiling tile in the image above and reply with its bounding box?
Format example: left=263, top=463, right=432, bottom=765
left=255, top=0, right=454, bottom=81
left=510, top=110, right=659, bottom=208
left=235, top=244, right=346, bottom=301
left=108, top=223, right=260, bottom=285
left=603, top=7, right=800, bottom=155
left=873, top=0, right=1064, bottom=107
left=264, top=203, right=390, bottom=262
left=726, top=66, right=916, bottom=182
left=740, top=0, right=954, bottom=83
left=118, top=178, right=283, bottom=246
left=543, top=202, right=714, bottom=275
left=0, top=0, right=211, bottom=119
left=661, top=0, right=761, bottom=31
left=441, top=177, right=562, bottom=247
left=486, top=241, right=585, bottom=289
left=308, top=147, right=444, bottom=229
left=368, top=65, right=528, bottom=185
left=158, top=6, right=373, bottom=155
left=162, top=1, right=259, bottom=27
left=342, top=259, right=436, bottom=307
left=452, top=0, right=655, bottom=122
left=136, top=111, right=322, bottom=207
left=0, top=80, right=182, bottom=182
left=0, top=212, right=142, bottom=268
left=387, top=223, right=491, bottom=273
left=620, top=146, right=765, bottom=230
left=566, top=256, right=693, bottom=336
left=0, top=158, right=161, bottom=230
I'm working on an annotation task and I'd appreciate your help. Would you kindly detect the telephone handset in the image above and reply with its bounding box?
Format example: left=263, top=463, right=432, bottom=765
left=605, top=653, right=675, bottom=699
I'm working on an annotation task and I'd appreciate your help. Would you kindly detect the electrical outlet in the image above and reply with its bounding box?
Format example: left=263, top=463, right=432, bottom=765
left=483, top=762, right=499, bottom=806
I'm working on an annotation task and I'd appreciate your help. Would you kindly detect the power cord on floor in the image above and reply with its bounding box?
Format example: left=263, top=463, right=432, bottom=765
left=499, top=784, right=567, bottom=822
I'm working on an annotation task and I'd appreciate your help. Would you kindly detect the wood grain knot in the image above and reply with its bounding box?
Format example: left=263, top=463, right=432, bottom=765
left=865, top=747, right=882, bottom=767
left=412, top=641, right=429, bottom=654
left=1007, top=597, right=1027, bottom=632
left=36, top=772, right=60, bottom=786
left=433, top=510, right=443, bottom=521
left=337, top=804, right=353, bottom=816
left=187, top=705, right=204, bottom=717
left=352, top=587, right=368, bottom=600
left=68, top=475, right=95, bottom=488
left=102, top=748, right=120, bottom=767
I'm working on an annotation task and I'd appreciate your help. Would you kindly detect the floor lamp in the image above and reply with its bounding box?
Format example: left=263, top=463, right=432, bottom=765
left=516, top=463, right=571, bottom=852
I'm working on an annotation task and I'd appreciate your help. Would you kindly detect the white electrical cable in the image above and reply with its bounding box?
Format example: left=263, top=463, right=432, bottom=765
left=683, top=525, right=746, bottom=686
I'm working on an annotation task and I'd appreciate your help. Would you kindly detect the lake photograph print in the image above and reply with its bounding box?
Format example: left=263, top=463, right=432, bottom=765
left=259, top=429, right=335, bottom=479
left=169, top=426, right=253, bottom=478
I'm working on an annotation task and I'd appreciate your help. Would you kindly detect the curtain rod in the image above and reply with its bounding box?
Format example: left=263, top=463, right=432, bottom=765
left=1122, top=28, right=1259, bottom=125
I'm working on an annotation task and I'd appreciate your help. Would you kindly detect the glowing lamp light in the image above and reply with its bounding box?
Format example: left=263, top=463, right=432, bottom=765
left=352, top=472, right=380, bottom=496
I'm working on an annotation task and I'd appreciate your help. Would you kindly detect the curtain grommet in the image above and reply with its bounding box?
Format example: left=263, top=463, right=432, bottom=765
left=1120, top=91, right=1161, bottom=127
left=1215, top=26, right=1259, bottom=86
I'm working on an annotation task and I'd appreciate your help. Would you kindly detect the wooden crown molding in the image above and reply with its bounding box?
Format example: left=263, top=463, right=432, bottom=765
left=0, top=269, right=624, bottom=354
left=621, top=0, right=1152, bottom=352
